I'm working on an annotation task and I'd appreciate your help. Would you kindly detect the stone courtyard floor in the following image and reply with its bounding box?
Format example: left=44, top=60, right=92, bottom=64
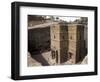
left=27, top=51, right=87, bottom=67
left=27, top=51, right=51, bottom=67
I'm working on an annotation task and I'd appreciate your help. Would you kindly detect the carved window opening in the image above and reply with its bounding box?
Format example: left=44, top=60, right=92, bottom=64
left=56, top=50, right=58, bottom=63
left=54, top=35, right=56, bottom=39
left=80, top=35, right=81, bottom=40
left=51, top=50, right=55, bottom=59
left=70, top=36, right=72, bottom=40
left=62, top=36, right=64, bottom=39
left=68, top=52, right=73, bottom=60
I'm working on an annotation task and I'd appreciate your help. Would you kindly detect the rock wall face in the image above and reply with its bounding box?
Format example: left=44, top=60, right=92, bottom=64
left=28, top=27, right=50, bottom=54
